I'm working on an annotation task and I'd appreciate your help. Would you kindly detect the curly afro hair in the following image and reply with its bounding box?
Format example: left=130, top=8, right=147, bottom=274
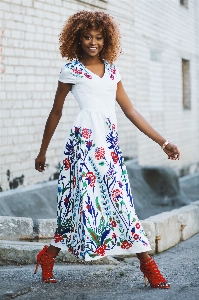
left=59, top=11, right=122, bottom=65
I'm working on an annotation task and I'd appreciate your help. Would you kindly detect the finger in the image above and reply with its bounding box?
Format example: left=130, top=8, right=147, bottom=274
left=178, top=151, right=180, bottom=160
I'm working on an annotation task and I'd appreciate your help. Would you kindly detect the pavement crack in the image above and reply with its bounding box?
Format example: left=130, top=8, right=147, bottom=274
left=2, top=287, right=33, bottom=299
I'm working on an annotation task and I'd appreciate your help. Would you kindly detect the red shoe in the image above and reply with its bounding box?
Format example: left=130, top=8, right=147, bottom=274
left=34, top=245, right=57, bottom=283
left=139, top=257, right=170, bottom=289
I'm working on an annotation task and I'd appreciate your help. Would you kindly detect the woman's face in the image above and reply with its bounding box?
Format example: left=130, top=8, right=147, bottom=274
left=80, top=29, right=104, bottom=58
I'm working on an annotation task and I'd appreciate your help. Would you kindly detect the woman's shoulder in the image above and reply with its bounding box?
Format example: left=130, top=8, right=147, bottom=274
left=61, top=59, right=79, bottom=71
left=61, top=59, right=92, bottom=79
left=60, top=59, right=87, bottom=80
left=59, top=59, right=81, bottom=83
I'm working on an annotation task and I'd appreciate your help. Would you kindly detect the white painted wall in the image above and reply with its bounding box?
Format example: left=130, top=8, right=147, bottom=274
left=132, top=0, right=199, bottom=175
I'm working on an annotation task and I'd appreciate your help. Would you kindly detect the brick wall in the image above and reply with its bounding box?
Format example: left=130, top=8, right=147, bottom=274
left=133, top=0, right=199, bottom=175
left=0, top=0, right=137, bottom=191
left=0, top=0, right=199, bottom=191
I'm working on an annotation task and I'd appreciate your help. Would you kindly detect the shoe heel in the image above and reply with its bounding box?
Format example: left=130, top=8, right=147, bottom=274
left=144, top=275, right=148, bottom=286
left=34, top=261, right=39, bottom=274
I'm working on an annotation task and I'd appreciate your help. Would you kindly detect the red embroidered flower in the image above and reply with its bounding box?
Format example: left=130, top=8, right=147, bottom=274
left=63, top=158, right=70, bottom=170
left=82, top=128, right=92, bottom=139
left=135, top=223, right=140, bottom=229
left=84, top=73, right=92, bottom=79
left=112, top=189, right=123, bottom=202
left=54, top=233, right=63, bottom=243
left=72, top=67, right=82, bottom=75
left=111, top=68, right=116, bottom=75
left=95, top=147, right=105, bottom=160
left=133, top=234, right=139, bottom=240
left=112, top=233, right=117, bottom=239
left=111, top=152, right=118, bottom=164
left=64, top=197, right=69, bottom=203
left=110, top=74, right=114, bottom=80
left=95, top=244, right=106, bottom=256
left=73, top=176, right=76, bottom=188
left=68, top=246, right=73, bottom=254
left=86, top=172, right=96, bottom=187
left=86, top=204, right=91, bottom=210
left=121, top=240, right=132, bottom=249
left=86, top=141, right=92, bottom=150
left=111, top=220, right=117, bottom=228
left=112, top=124, right=116, bottom=131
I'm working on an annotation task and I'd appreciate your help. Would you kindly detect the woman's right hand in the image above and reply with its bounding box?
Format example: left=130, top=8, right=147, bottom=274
left=35, top=153, right=46, bottom=172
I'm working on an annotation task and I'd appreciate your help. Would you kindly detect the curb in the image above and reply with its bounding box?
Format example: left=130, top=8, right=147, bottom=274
left=0, top=201, right=199, bottom=265
left=0, top=240, right=119, bottom=266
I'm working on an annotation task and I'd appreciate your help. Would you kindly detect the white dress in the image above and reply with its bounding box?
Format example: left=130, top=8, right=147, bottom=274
left=50, top=59, right=151, bottom=261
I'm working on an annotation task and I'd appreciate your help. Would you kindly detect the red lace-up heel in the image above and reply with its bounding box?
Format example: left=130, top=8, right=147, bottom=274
left=139, top=257, right=170, bottom=289
left=34, top=245, right=57, bottom=283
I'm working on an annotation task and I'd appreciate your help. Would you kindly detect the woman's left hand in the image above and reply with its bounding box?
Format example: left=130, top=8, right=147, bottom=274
left=163, top=142, right=180, bottom=160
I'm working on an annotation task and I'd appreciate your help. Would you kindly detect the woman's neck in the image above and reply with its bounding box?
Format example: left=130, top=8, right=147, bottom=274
left=80, top=55, right=103, bottom=66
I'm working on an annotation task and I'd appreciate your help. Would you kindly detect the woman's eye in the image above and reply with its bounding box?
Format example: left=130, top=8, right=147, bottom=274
left=97, top=37, right=102, bottom=40
left=85, top=36, right=91, bottom=40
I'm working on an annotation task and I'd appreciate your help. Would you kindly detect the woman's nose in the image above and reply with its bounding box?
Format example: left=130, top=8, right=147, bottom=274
left=90, top=38, right=96, bottom=44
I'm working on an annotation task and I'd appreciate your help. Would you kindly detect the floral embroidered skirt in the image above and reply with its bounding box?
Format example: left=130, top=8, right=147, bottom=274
left=51, top=110, right=151, bottom=261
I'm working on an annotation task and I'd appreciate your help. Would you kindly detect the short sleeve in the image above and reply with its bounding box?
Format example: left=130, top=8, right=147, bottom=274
left=115, top=66, right=121, bottom=83
left=58, top=64, right=76, bottom=84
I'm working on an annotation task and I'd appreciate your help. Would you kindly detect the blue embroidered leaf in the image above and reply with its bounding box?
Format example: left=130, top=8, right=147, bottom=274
left=82, top=211, right=87, bottom=226
left=101, top=229, right=110, bottom=245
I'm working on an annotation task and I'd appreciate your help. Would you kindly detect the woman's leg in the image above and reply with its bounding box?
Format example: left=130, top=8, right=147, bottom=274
left=34, top=245, right=61, bottom=283
left=136, top=251, right=170, bottom=289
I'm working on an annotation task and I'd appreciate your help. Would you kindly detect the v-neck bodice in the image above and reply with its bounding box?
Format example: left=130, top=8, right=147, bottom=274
left=59, top=59, right=121, bottom=112
left=78, top=61, right=106, bottom=79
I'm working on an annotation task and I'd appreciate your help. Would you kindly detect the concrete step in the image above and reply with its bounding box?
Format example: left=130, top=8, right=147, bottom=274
left=0, top=240, right=119, bottom=265
left=0, top=201, right=199, bottom=265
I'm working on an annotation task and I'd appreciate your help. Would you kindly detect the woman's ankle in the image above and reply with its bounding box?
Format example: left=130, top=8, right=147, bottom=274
left=136, top=252, right=150, bottom=261
left=48, top=245, right=61, bottom=256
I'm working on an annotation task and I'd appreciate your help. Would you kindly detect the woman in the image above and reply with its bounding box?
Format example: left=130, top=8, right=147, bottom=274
left=35, top=11, right=180, bottom=288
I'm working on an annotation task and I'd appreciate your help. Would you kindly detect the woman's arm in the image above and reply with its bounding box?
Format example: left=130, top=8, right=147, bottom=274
left=116, top=81, right=180, bottom=160
left=35, top=81, right=72, bottom=172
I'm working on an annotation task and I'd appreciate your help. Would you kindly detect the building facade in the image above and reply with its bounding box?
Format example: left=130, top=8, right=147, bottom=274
left=0, top=0, right=199, bottom=191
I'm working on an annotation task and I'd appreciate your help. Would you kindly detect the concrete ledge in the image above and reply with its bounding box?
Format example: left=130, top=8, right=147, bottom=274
left=177, top=205, right=199, bottom=240
left=191, top=200, right=199, bottom=207
left=0, top=217, right=33, bottom=241
left=1, top=203, right=199, bottom=264
left=146, top=210, right=181, bottom=253
left=0, top=241, right=119, bottom=265
left=140, top=220, right=155, bottom=254
left=33, top=219, right=56, bottom=238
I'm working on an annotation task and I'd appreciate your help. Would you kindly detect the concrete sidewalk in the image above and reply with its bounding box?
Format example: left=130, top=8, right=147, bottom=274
left=0, top=233, right=199, bottom=300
